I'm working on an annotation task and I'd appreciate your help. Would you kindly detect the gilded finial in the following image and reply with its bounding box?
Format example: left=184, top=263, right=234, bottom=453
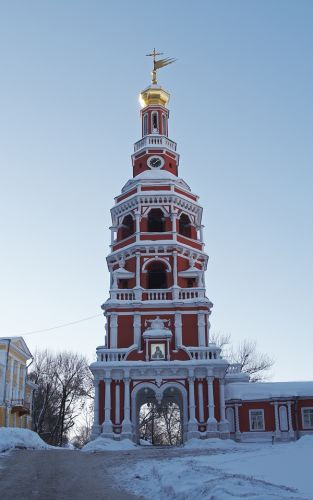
left=146, top=48, right=176, bottom=84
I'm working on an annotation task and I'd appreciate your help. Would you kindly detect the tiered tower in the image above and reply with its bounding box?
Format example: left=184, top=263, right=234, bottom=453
left=90, top=61, right=246, bottom=443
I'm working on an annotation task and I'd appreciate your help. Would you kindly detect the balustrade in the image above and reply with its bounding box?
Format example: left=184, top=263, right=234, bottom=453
left=134, top=135, right=177, bottom=152
left=109, top=287, right=206, bottom=302
left=188, top=346, right=221, bottom=360
left=96, top=348, right=129, bottom=362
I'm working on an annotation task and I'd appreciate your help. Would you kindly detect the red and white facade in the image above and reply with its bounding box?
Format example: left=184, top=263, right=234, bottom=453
left=90, top=81, right=313, bottom=443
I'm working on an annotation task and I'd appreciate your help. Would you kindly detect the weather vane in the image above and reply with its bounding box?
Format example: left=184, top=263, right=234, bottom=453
left=146, top=48, right=176, bottom=85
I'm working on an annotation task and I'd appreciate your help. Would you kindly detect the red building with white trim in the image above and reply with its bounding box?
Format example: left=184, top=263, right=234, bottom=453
left=90, top=70, right=313, bottom=443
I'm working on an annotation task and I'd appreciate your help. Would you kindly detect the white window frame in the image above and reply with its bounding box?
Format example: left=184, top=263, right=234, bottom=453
left=302, top=407, right=313, bottom=429
left=143, top=113, right=148, bottom=136
left=249, top=409, right=265, bottom=431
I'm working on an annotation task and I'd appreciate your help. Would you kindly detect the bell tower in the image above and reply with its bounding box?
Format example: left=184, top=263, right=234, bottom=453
left=90, top=53, right=247, bottom=444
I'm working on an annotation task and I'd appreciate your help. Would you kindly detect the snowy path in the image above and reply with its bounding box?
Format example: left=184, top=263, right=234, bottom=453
left=0, top=442, right=312, bottom=500
left=0, top=449, right=141, bottom=500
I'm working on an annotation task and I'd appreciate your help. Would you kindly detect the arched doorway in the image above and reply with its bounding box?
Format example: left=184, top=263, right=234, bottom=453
left=132, top=383, right=187, bottom=446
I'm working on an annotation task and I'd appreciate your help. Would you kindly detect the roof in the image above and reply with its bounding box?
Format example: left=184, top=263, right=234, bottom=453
left=0, top=337, right=33, bottom=360
left=121, top=168, right=191, bottom=193
left=225, top=381, right=313, bottom=401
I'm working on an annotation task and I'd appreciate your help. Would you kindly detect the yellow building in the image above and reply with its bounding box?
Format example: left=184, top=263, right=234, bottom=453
left=0, top=337, right=37, bottom=429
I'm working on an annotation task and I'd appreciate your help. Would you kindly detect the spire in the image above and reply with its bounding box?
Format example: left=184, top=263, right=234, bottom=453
left=139, top=49, right=176, bottom=108
left=146, top=48, right=176, bottom=85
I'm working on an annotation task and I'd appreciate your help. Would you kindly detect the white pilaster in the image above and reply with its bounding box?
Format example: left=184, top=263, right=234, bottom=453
left=174, top=313, right=182, bottom=349
left=197, top=313, right=206, bottom=346
left=115, top=384, right=120, bottom=425
left=218, top=379, right=229, bottom=433
left=287, top=401, right=295, bottom=439
left=133, top=314, right=141, bottom=347
left=234, top=404, right=241, bottom=440
left=206, top=376, right=217, bottom=432
left=198, top=382, right=204, bottom=423
left=122, top=377, right=132, bottom=437
left=110, top=314, right=118, bottom=348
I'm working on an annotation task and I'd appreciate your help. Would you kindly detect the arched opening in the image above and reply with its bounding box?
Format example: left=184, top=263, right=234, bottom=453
left=151, top=112, right=158, bottom=133
left=179, top=213, right=192, bottom=238
left=148, top=209, right=165, bottom=232
left=147, top=261, right=167, bottom=289
left=137, top=387, right=183, bottom=446
left=121, top=214, right=134, bottom=239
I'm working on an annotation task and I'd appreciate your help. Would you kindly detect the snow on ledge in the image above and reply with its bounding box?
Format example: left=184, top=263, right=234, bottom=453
left=226, top=381, right=313, bottom=401
left=0, top=428, right=51, bottom=453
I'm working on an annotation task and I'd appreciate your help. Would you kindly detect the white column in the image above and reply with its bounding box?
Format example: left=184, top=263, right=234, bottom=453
left=287, top=401, right=294, bottom=438
left=274, top=402, right=280, bottom=438
left=171, top=213, right=177, bottom=241
left=122, top=377, right=132, bottom=436
left=110, top=314, right=118, bottom=348
left=173, top=250, right=178, bottom=286
left=91, top=378, right=101, bottom=438
left=115, top=384, right=120, bottom=425
left=110, top=226, right=115, bottom=245
left=9, top=358, right=14, bottom=401
left=174, top=313, right=182, bottom=349
left=135, top=252, right=141, bottom=297
left=102, top=377, right=113, bottom=435
left=197, top=313, right=206, bottom=346
left=207, top=376, right=217, bottom=431
left=16, top=363, right=21, bottom=399
left=198, top=382, right=204, bottom=423
left=133, top=314, right=141, bottom=347
left=200, top=225, right=204, bottom=242
left=187, top=374, right=199, bottom=437
left=135, top=212, right=141, bottom=241
left=218, top=379, right=229, bottom=433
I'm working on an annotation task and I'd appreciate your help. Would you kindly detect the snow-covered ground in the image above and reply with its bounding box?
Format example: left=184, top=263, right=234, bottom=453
left=81, top=436, right=137, bottom=452
left=118, top=437, right=313, bottom=499
left=0, top=428, right=51, bottom=453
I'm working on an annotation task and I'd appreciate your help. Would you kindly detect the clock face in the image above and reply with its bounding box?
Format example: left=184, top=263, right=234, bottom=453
left=147, top=155, right=164, bottom=169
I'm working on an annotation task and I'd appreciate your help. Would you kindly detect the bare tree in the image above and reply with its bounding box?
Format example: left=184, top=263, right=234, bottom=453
left=139, top=402, right=182, bottom=445
left=210, top=332, right=274, bottom=382
left=29, top=350, right=93, bottom=446
left=72, top=403, right=94, bottom=448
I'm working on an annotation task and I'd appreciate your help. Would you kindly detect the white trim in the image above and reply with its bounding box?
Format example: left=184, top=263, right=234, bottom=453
left=301, top=407, right=313, bottom=429
left=142, top=256, right=171, bottom=273
left=249, top=409, right=265, bottom=431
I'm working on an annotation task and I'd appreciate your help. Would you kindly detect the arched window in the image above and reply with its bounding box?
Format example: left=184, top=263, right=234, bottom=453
left=121, top=214, right=134, bottom=239
left=162, top=114, right=167, bottom=135
left=179, top=214, right=192, bottom=238
left=151, top=112, right=158, bottom=133
left=147, top=261, right=167, bottom=289
left=143, top=114, right=148, bottom=136
left=148, top=209, right=165, bottom=232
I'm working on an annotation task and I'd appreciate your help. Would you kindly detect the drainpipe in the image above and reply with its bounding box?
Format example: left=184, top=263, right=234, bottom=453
left=3, top=339, right=11, bottom=427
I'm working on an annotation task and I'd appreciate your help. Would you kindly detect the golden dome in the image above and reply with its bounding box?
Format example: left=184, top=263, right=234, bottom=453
left=139, top=85, right=170, bottom=108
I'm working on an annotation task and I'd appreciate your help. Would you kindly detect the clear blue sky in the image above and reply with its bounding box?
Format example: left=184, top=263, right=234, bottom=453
left=0, top=1, right=312, bottom=381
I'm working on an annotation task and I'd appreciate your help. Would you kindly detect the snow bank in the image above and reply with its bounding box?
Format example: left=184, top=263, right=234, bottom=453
left=81, top=437, right=137, bottom=452
left=118, top=437, right=313, bottom=499
left=0, top=428, right=50, bottom=453
left=140, top=439, right=152, bottom=446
